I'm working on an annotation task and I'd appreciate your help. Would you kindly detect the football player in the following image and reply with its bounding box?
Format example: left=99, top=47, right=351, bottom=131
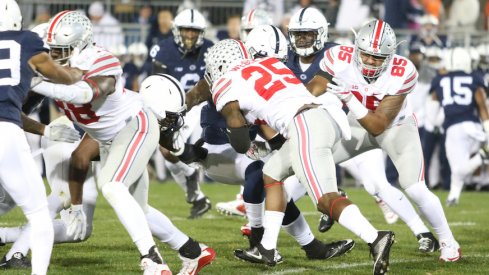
left=284, top=8, right=438, bottom=252
left=307, top=19, right=461, bottom=262
left=205, top=39, right=394, bottom=273
left=0, top=1, right=85, bottom=274
left=29, top=11, right=216, bottom=274
left=427, top=47, right=489, bottom=206
left=150, top=8, right=213, bottom=218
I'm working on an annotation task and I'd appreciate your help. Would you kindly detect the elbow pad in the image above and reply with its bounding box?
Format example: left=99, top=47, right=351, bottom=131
left=32, top=81, right=93, bottom=104
left=226, top=126, right=251, bottom=154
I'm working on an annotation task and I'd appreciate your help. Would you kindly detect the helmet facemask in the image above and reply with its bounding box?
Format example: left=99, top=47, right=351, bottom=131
left=173, top=26, right=204, bottom=54
left=289, top=28, right=325, bottom=57
left=354, top=48, right=392, bottom=80
left=159, top=110, right=186, bottom=133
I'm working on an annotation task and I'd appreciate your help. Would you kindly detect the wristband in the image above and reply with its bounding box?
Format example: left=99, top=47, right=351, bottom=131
left=346, top=96, right=368, bottom=119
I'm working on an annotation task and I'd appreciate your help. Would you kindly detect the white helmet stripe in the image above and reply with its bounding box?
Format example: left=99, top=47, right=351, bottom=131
left=247, top=9, right=256, bottom=25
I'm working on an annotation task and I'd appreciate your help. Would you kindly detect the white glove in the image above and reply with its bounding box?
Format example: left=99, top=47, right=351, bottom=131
left=170, top=130, right=185, bottom=156
left=30, top=76, right=43, bottom=88
left=246, top=141, right=271, bottom=160
left=43, top=124, right=81, bottom=143
left=327, top=77, right=352, bottom=102
left=61, top=204, right=87, bottom=241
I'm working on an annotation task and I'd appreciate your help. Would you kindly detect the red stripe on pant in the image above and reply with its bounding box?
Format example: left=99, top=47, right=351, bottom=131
left=114, top=111, right=148, bottom=182
left=296, top=114, right=322, bottom=202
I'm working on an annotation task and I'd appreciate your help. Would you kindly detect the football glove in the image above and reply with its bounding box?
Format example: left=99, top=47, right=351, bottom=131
left=327, top=77, right=352, bottom=102
left=61, top=204, right=87, bottom=241
left=43, top=124, right=81, bottom=143
left=246, top=141, right=272, bottom=160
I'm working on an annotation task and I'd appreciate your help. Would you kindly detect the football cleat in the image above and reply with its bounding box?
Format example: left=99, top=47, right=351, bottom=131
left=178, top=244, right=216, bottom=275
left=376, top=200, right=399, bottom=224
left=240, top=223, right=251, bottom=237
left=369, top=231, right=395, bottom=275
left=445, top=198, right=458, bottom=207
left=439, top=239, right=461, bottom=262
left=216, top=194, right=246, bottom=217
left=234, top=243, right=283, bottom=266
left=140, top=246, right=172, bottom=275
left=302, top=238, right=355, bottom=260
left=417, top=232, right=440, bottom=253
left=318, top=213, right=334, bottom=233
left=0, top=252, right=31, bottom=269
left=188, top=197, right=211, bottom=219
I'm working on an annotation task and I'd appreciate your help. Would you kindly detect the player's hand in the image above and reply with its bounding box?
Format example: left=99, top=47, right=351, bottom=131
left=327, top=77, right=352, bottom=102
left=246, top=141, right=271, bottom=160
left=170, top=130, right=185, bottom=156
left=43, top=124, right=81, bottom=143
left=62, top=204, right=87, bottom=241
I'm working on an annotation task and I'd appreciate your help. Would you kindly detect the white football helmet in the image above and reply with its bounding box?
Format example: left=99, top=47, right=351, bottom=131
left=240, top=9, right=272, bottom=42
left=354, top=19, right=397, bottom=80
left=172, top=8, right=206, bottom=53
left=0, top=0, right=22, bottom=31
left=139, top=74, right=186, bottom=132
left=288, top=7, right=328, bottom=57
left=245, top=25, right=288, bottom=63
left=445, top=47, right=471, bottom=73
left=424, top=46, right=444, bottom=70
left=477, top=43, right=489, bottom=71
left=128, top=42, right=148, bottom=68
left=204, top=39, right=251, bottom=86
left=419, top=14, right=439, bottom=39
left=46, top=11, right=93, bottom=65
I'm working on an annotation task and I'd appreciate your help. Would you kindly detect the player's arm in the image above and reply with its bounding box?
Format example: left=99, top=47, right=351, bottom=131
left=186, top=79, right=211, bottom=110
left=29, top=52, right=84, bottom=85
left=31, top=75, right=115, bottom=104
left=306, top=71, right=331, bottom=97
left=355, top=94, right=407, bottom=136
left=21, top=113, right=45, bottom=135
left=426, top=91, right=441, bottom=127
left=474, top=87, right=489, bottom=133
left=258, top=125, right=286, bottom=150
left=221, top=101, right=250, bottom=154
left=69, top=134, right=100, bottom=205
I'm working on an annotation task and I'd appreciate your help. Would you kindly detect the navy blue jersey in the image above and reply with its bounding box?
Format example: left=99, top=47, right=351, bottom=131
left=286, top=42, right=337, bottom=84
left=409, top=35, right=449, bottom=49
left=431, top=71, right=486, bottom=129
left=0, top=31, right=48, bottom=127
left=151, top=37, right=213, bottom=91
left=122, top=62, right=140, bottom=90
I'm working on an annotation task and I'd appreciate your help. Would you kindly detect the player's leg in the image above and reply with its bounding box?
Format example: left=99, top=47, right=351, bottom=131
left=379, top=115, right=460, bottom=262
left=445, top=123, right=485, bottom=205
left=295, top=110, right=393, bottom=274
left=0, top=123, right=53, bottom=274
left=97, top=109, right=167, bottom=269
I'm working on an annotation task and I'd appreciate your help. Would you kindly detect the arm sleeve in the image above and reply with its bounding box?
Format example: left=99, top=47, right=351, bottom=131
left=396, top=64, right=418, bottom=95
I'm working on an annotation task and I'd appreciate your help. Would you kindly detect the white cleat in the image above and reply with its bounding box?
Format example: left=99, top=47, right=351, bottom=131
left=178, top=244, right=216, bottom=275
left=439, top=239, right=461, bottom=262
left=376, top=199, right=399, bottom=224
left=216, top=194, right=246, bottom=217
left=140, top=258, right=172, bottom=275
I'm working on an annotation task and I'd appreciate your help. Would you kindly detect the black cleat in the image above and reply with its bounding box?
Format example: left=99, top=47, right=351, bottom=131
left=188, top=197, right=211, bottom=219
left=185, top=169, right=201, bottom=203
left=0, top=252, right=31, bottom=269
left=303, top=238, right=355, bottom=260
left=318, top=213, right=334, bottom=233
left=234, top=243, right=282, bottom=266
left=369, top=231, right=395, bottom=275
left=416, top=232, right=440, bottom=253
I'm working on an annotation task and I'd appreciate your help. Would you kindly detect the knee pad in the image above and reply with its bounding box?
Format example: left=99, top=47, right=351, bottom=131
left=243, top=161, right=265, bottom=204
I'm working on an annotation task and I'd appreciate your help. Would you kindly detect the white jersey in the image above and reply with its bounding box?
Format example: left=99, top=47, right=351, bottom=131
left=319, top=45, right=418, bottom=126
left=56, top=46, right=143, bottom=142
left=212, top=57, right=349, bottom=139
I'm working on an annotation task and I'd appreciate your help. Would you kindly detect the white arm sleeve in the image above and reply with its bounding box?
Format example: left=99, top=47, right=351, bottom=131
left=32, top=80, right=94, bottom=105
left=425, top=99, right=440, bottom=128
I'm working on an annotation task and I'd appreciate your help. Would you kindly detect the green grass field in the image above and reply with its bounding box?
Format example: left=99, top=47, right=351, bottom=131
left=1, top=182, right=489, bottom=274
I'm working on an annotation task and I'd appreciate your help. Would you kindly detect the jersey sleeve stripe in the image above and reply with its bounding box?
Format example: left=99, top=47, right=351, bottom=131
left=325, top=64, right=335, bottom=76
left=213, top=79, right=232, bottom=105
left=326, top=49, right=334, bottom=64
left=396, top=82, right=416, bottom=94
left=214, top=77, right=227, bottom=88
left=84, top=62, right=121, bottom=78
left=403, top=70, right=417, bottom=84
left=94, top=55, right=116, bottom=64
